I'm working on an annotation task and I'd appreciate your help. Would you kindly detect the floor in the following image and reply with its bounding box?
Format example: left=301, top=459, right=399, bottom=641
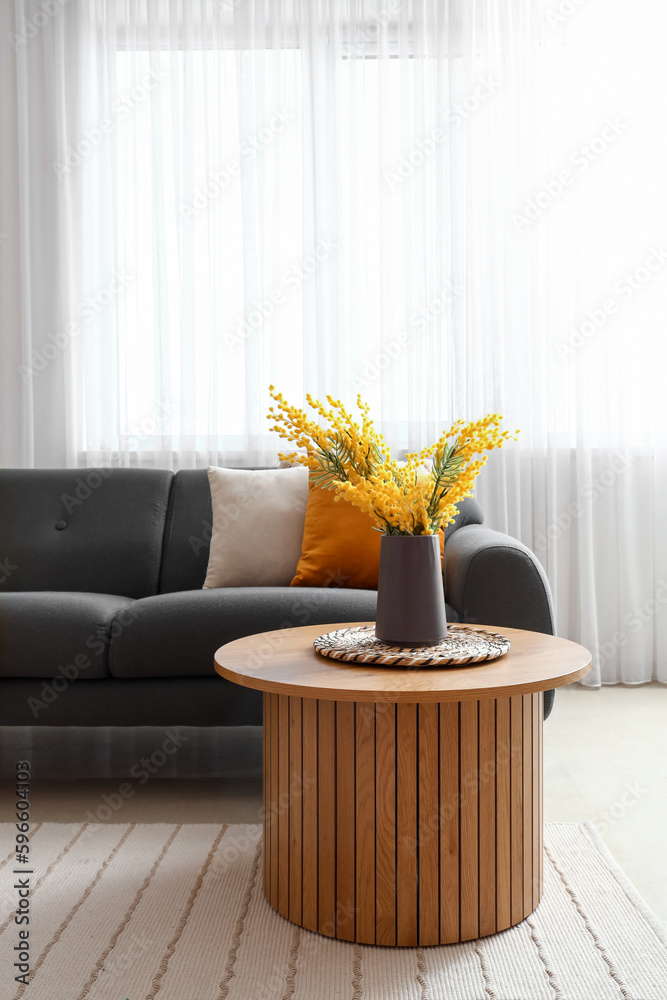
left=1, top=684, right=665, bottom=927
left=543, top=683, right=667, bottom=927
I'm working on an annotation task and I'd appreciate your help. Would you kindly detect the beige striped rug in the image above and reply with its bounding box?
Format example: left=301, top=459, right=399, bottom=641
left=1, top=822, right=665, bottom=1000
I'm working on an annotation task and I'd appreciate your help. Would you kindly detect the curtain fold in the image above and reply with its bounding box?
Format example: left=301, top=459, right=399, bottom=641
left=2, top=0, right=667, bottom=685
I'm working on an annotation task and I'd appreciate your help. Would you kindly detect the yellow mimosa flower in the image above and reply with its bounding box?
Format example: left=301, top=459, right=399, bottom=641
left=267, top=387, right=518, bottom=535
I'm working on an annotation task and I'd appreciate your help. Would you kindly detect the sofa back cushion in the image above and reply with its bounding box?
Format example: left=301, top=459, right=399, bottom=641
left=159, top=469, right=214, bottom=592
left=158, top=469, right=484, bottom=594
left=0, top=469, right=172, bottom=598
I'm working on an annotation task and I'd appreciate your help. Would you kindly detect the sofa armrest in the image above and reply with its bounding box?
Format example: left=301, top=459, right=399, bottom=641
left=444, top=524, right=556, bottom=717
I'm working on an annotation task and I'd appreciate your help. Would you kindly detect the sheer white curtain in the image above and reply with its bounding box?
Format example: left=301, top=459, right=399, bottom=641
left=2, top=0, right=667, bottom=684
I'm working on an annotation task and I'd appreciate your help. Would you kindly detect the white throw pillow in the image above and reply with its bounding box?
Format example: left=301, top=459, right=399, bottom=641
left=203, top=466, right=309, bottom=588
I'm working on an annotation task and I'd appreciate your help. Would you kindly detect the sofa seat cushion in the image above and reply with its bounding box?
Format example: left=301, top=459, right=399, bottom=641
left=0, top=592, right=136, bottom=679
left=109, top=587, right=461, bottom=679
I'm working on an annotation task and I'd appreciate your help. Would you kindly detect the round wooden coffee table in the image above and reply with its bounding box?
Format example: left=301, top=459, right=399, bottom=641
left=214, top=622, right=590, bottom=947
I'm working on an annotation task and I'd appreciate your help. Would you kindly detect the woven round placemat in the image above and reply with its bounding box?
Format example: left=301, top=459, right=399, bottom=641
left=313, top=624, right=511, bottom=666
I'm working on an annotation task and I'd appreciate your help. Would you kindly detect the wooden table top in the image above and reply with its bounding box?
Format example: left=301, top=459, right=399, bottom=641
left=214, top=622, right=591, bottom=704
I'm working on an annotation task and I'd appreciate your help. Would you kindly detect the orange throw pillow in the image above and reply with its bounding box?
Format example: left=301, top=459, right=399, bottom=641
left=291, top=481, right=443, bottom=590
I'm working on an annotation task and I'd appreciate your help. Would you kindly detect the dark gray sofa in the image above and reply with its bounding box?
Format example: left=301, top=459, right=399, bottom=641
left=0, top=468, right=556, bottom=726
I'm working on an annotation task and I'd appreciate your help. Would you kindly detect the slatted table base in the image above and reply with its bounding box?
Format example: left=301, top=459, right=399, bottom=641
left=263, top=691, right=543, bottom=946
